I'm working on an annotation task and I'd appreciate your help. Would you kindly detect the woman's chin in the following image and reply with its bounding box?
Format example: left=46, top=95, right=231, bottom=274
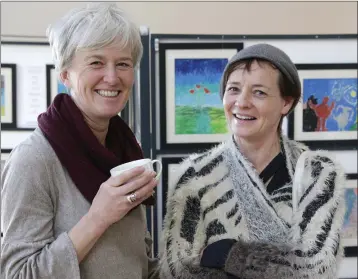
left=98, top=104, right=124, bottom=118
left=96, top=110, right=122, bottom=120
left=232, top=128, right=257, bottom=140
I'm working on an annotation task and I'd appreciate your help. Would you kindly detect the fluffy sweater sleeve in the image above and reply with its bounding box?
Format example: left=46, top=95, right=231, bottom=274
left=1, top=143, right=81, bottom=279
left=223, top=151, right=346, bottom=279
left=159, top=156, right=232, bottom=279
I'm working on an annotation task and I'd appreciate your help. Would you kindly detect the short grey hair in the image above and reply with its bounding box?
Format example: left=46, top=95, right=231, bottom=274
left=46, top=3, right=143, bottom=72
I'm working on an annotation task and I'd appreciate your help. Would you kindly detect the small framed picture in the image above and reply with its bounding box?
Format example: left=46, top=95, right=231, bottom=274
left=289, top=63, right=357, bottom=150
left=159, top=42, right=243, bottom=152
left=161, top=156, right=187, bottom=221
left=46, top=64, right=68, bottom=107
left=1, top=63, right=17, bottom=130
left=342, top=173, right=358, bottom=258
left=1, top=150, right=11, bottom=172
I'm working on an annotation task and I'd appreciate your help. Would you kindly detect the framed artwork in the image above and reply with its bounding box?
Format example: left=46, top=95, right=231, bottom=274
left=161, top=156, right=187, bottom=221
left=342, top=173, right=358, bottom=258
left=46, top=64, right=68, bottom=107
left=1, top=150, right=11, bottom=173
left=289, top=63, right=357, bottom=150
left=159, top=42, right=243, bottom=152
left=1, top=63, right=17, bottom=130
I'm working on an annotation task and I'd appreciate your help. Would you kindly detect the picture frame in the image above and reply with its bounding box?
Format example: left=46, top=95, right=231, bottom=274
left=342, top=173, right=358, bottom=258
left=46, top=64, right=68, bottom=107
left=289, top=63, right=357, bottom=150
left=159, top=42, right=243, bottom=152
left=161, top=156, right=187, bottom=221
left=1, top=150, right=11, bottom=173
left=1, top=63, right=17, bottom=130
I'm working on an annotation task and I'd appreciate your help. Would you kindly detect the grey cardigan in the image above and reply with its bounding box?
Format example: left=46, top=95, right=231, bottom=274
left=1, top=128, right=159, bottom=279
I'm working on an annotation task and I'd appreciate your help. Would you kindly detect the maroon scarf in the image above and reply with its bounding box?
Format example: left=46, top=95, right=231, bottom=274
left=38, top=94, right=154, bottom=206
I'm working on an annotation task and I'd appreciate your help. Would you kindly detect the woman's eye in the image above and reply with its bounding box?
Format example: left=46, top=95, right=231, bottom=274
left=226, top=87, right=239, bottom=94
left=117, top=62, right=132, bottom=69
left=255, top=90, right=266, bottom=96
left=90, top=61, right=102, bottom=66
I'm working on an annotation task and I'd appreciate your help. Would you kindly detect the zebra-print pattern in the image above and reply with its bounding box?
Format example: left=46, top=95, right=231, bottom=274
left=159, top=136, right=346, bottom=279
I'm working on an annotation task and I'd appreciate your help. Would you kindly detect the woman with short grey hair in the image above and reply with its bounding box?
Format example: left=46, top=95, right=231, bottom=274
left=1, top=3, right=159, bottom=279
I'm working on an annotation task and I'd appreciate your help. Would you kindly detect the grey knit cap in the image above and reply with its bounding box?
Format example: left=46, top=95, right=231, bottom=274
left=219, top=43, right=301, bottom=99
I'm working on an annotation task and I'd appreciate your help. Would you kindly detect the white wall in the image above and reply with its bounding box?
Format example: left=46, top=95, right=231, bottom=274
left=1, top=2, right=357, bottom=38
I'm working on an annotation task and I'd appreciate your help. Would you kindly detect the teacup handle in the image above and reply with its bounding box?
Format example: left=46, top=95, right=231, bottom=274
left=151, top=160, right=162, bottom=179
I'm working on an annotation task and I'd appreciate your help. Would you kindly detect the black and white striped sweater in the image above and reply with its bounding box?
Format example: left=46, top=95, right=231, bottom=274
left=159, top=136, right=346, bottom=279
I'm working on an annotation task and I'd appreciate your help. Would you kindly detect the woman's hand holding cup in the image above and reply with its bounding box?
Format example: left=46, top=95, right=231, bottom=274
left=87, top=164, right=159, bottom=231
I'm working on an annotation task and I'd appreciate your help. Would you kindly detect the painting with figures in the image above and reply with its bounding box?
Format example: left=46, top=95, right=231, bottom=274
left=291, top=64, right=357, bottom=150
left=302, top=78, right=356, bottom=133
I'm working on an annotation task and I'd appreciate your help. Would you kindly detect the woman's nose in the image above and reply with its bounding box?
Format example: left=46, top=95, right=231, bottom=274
left=235, top=90, right=251, bottom=108
left=103, top=67, right=119, bottom=85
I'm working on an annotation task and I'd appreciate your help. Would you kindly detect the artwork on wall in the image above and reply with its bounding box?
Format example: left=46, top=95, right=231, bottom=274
left=160, top=156, right=187, bottom=221
left=1, top=150, right=11, bottom=172
left=289, top=63, right=357, bottom=150
left=46, top=64, right=68, bottom=107
left=1, top=64, right=17, bottom=130
left=342, top=173, right=358, bottom=257
left=159, top=42, right=243, bottom=152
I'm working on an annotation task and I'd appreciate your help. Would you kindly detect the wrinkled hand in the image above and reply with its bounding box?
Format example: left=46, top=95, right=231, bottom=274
left=87, top=166, right=158, bottom=230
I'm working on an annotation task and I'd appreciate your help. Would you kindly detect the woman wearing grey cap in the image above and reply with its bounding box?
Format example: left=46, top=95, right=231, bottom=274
left=159, top=44, right=345, bottom=279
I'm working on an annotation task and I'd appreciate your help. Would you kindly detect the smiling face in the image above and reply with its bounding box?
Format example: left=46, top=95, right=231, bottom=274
left=223, top=60, right=293, bottom=142
left=60, top=42, right=135, bottom=122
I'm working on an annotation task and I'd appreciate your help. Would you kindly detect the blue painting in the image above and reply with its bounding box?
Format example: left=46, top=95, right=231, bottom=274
left=174, top=58, right=228, bottom=135
left=57, top=81, right=67, bottom=94
left=342, top=187, right=357, bottom=241
left=302, top=78, right=357, bottom=132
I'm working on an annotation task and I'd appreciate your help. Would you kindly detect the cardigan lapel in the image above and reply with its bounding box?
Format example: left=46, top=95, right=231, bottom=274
left=224, top=137, right=293, bottom=244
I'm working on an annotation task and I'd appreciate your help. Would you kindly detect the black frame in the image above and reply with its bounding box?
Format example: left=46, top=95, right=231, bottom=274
left=1, top=148, right=12, bottom=162
left=152, top=156, right=188, bottom=256
left=158, top=42, right=243, bottom=154
left=151, top=34, right=357, bottom=40
left=343, top=173, right=358, bottom=258
left=138, top=34, right=152, bottom=158
left=2, top=41, right=50, bottom=131
left=1, top=63, right=17, bottom=130
left=46, top=64, right=57, bottom=107
left=160, top=156, right=188, bottom=221
left=288, top=63, right=358, bottom=150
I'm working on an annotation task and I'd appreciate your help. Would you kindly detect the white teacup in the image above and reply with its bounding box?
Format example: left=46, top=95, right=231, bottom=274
left=110, top=159, right=163, bottom=179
